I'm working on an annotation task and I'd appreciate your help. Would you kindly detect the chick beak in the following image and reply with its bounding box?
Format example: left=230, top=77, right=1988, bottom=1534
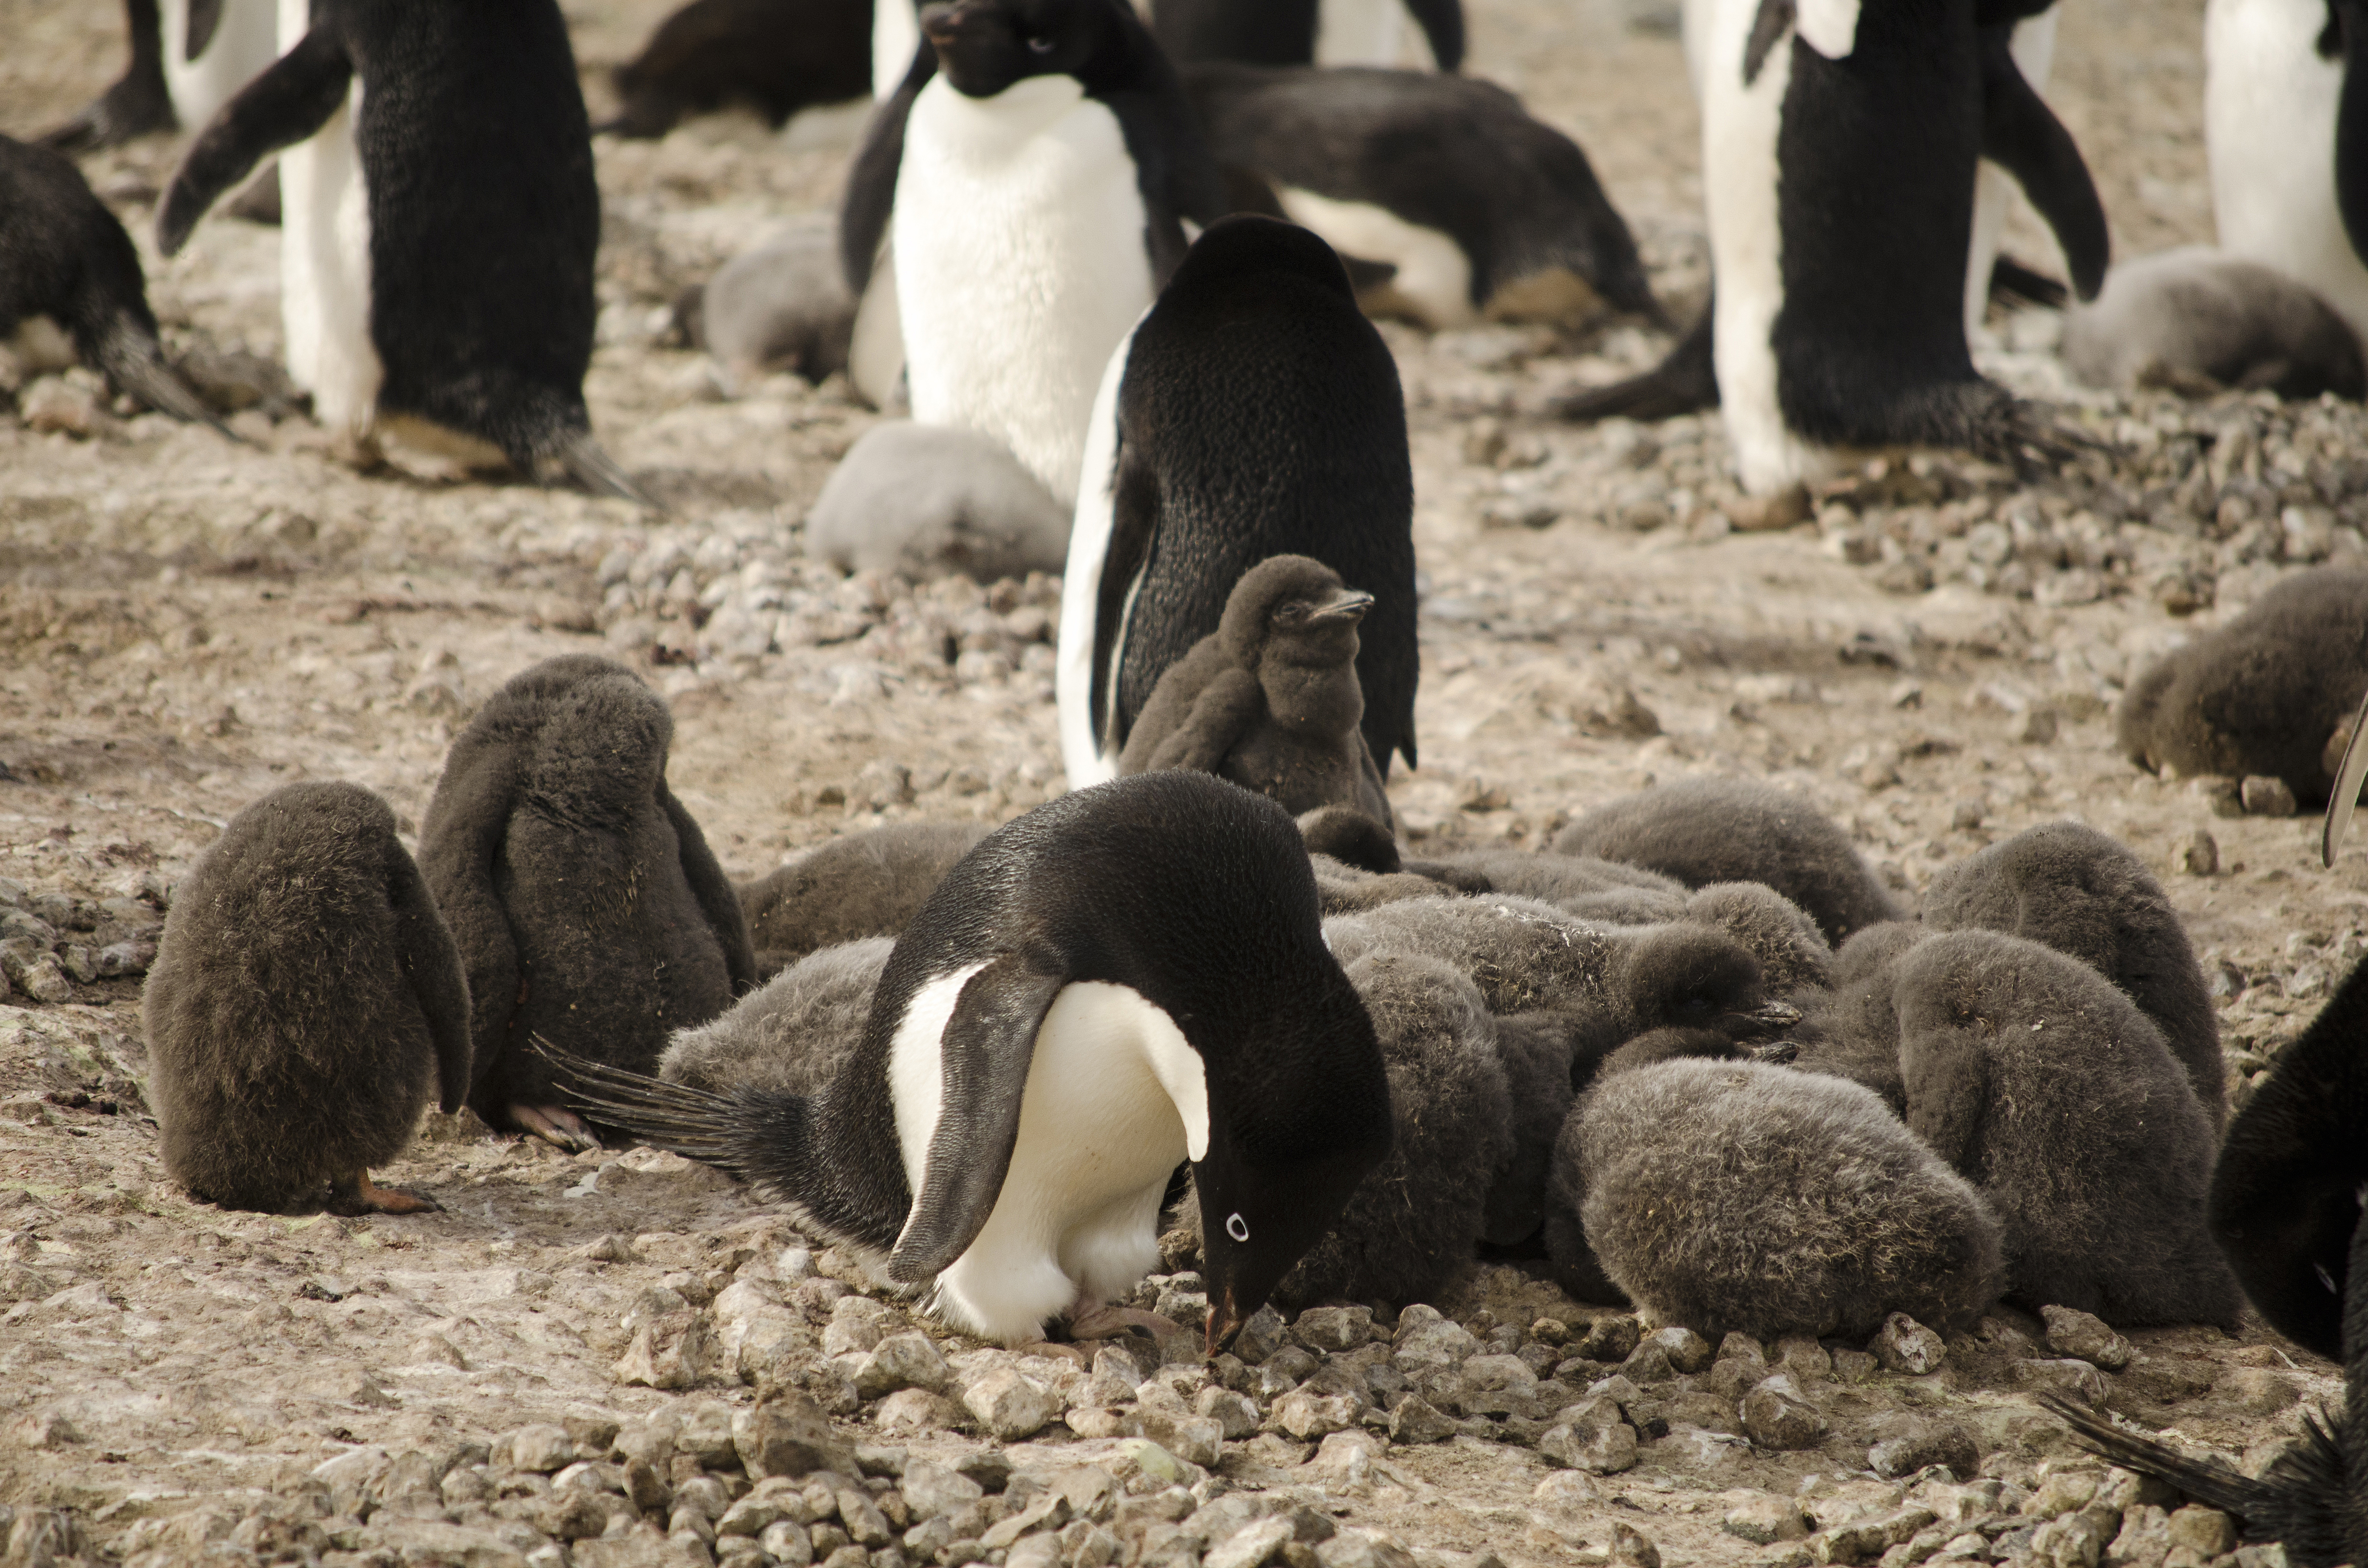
left=1203, top=1285, right=1246, bottom=1360
left=1311, top=590, right=1374, bottom=626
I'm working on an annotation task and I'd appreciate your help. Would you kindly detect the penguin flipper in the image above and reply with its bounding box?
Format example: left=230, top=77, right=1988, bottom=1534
left=663, top=782, right=760, bottom=996
left=1090, top=441, right=1163, bottom=760
left=2336, top=0, right=2368, bottom=268
left=1403, top=0, right=1468, bottom=71
left=417, top=748, right=525, bottom=1102
left=1976, top=24, right=2108, bottom=301
left=1552, top=297, right=1719, bottom=422
left=2321, top=685, right=2368, bottom=867
left=387, top=844, right=475, bottom=1115
left=1143, top=667, right=1261, bottom=776
left=884, top=954, right=1070, bottom=1286
left=156, top=25, right=352, bottom=256
left=840, top=56, right=931, bottom=293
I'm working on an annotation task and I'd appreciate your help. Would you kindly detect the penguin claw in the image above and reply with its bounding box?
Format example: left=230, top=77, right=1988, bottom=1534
left=327, top=1172, right=443, bottom=1216
left=508, top=1102, right=601, bottom=1153
left=1065, top=1303, right=1188, bottom=1342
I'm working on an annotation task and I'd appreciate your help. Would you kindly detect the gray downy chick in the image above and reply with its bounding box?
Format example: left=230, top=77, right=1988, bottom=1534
left=2062, top=247, right=2364, bottom=401
left=1552, top=776, right=1904, bottom=944
left=661, top=936, right=893, bottom=1097
left=1790, top=920, right=1927, bottom=1112
left=1299, top=803, right=1402, bottom=874
left=1120, top=554, right=1394, bottom=829
left=419, top=655, right=755, bottom=1151
left=1680, top=881, right=1836, bottom=1000
left=805, top=421, right=1072, bottom=584
left=738, top=821, right=989, bottom=978
left=1550, top=1057, right=2006, bottom=1341
left=1922, top=821, right=2223, bottom=1126
left=144, top=781, right=469, bottom=1215
left=1893, top=929, right=2242, bottom=1326
left=1307, top=852, right=1455, bottom=916
left=1399, top=845, right=1690, bottom=925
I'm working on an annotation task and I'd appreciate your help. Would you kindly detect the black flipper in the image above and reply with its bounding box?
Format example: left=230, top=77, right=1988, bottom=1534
left=1977, top=23, right=2108, bottom=300
left=1403, top=0, right=1468, bottom=71
left=40, top=0, right=175, bottom=151
left=389, top=851, right=474, bottom=1116
left=1989, top=253, right=2069, bottom=310
left=156, top=25, right=353, bottom=257
left=1552, top=297, right=1719, bottom=422
left=2337, top=0, right=2368, bottom=268
left=662, top=782, right=757, bottom=993
left=840, top=43, right=934, bottom=292
left=884, top=954, right=1070, bottom=1285
left=1089, top=439, right=1162, bottom=758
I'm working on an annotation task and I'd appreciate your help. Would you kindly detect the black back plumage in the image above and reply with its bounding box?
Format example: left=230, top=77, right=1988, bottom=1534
left=1151, top=0, right=1465, bottom=71
left=605, top=0, right=872, bottom=138
left=143, top=782, right=471, bottom=1210
left=1091, top=216, right=1417, bottom=772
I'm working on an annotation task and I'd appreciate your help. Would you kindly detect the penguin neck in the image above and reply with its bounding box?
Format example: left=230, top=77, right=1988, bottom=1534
left=913, top=72, right=1092, bottom=157
left=1258, top=649, right=1365, bottom=733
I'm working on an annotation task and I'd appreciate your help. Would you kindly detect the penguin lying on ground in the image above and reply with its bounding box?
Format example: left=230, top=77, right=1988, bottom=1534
left=804, top=423, right=1071, bottom=583
left=0, top=135, right=232, bottom=436
left=1922, top=821, right=2225, bottom=1125
left=1120, top=555, right=1396, bottom=829
left=1682, top=882, right=1835, bottom=998
left=841, top=0, right=1227, bottom=506
left=1395, top=847, right=1689, bottom=922
left=603, top=0, right=871, bottom=138
left=1059, top=216, right=1417, bottom=788
left=1178, top=63, right=1662, bottom=330
left=41, top=0, right=279, bottom=153
left=1483, top=1009, right=1581, bottom=1249
left=419, top=656, right=754, bottom=1152
left=144, top=782, right=470, bottom=1215
left=1151, top=0, right=1464, bottom=71
left=2119, top=565, right=2368, bottom=808
left=1788, top=920, right=1924, bottom=1111
left=156, top=0, right=652, bottom=502
left=737, top=821, right=990, bottom=977
left=662, top=937, right=895, bottom=1096
left=1551, top=1057, right=2006, bottom=1340
left=1306, top=851, right=1456, bottom=914
left=1299, top=805, right=1404, bottom=875
left=1178, top=951, right=1507, bottom=1307
left=1551, top=777, right=1903, bottom=945
left=553, top=771, right=1392, bottom=1352
left=2063, top=248, right=2366, bottom=400
left=1894, top=929, right=2241, bottom=1325
left=681, top=216, right=857, bottom=392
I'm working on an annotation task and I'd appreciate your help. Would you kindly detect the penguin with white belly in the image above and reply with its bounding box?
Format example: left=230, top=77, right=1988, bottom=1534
left=42, top=0, right=280, bottom=153
left=1150, top=0, right=1465, bottom=72
left=840, top=0, right=1229, bottom=507
left=552, top=771, right=1393, bottom=1353
left=152, top=0, right=651, bottom=502
left=2207, top=0, right=2368, bottom=347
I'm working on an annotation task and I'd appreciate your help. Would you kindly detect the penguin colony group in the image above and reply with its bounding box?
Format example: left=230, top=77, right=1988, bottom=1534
left=12, top=0, right=2368, bottom=1557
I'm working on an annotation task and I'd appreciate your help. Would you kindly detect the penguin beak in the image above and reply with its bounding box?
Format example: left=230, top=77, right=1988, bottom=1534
left=1204, top=1284, right=1246, bottom=1359
left=918, top=1, right=966, bottom=44
left=1721, top=999, right=1802, bottom=1040
left=1311, top=590, right=1373, bottom=626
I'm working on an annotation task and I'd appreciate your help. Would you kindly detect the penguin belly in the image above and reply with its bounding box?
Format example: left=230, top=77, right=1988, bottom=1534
left=1316, top=0, right=1408, bottom=65
left=1696, top=0, right=1833, bottom=493
left=1271, top=185, right=1475, bottom=327
left=893, top=75, right=1156, bottom=510
left=2207, top=0, right=2368, bottom=343
left=1963, top=9, right=2059, bottom=339
left=275, top=0, right=379, bottom=443
left=889, top=973, right=1210, bottom=1341
left=164, top=0, right=281, bottom=129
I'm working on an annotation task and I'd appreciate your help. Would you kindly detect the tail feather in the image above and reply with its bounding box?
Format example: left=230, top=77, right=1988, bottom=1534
left=529, top=1037, right=750, bottom=1171
left=1990, top=255, right=2070, bottom=311
left=2036, top=1394, right=2269, bottom=1516
left=98, top=319, right=242, bottom=441
left=546, top=430, right=662, bottom=511
left=1552, top=302, right=1717, bottom=423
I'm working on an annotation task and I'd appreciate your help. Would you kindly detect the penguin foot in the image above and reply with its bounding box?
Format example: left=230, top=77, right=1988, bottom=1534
left=1065, top=1303, right=1188, bottom=1343
left=327, top=1172, right=443, bottom=1216
left=1010, top=1339, right=1094, bottom=1368
left=508, top=1102, right=601, bottom=1153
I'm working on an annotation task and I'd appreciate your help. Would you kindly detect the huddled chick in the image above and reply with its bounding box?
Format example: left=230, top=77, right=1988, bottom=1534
left=659, top=937, right=893, bottom=1097
left=738, top=821, right=988, bottom=978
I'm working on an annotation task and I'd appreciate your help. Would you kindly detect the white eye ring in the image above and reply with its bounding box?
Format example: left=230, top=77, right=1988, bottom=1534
left=1226, top=1213, right=1250, bottom=1242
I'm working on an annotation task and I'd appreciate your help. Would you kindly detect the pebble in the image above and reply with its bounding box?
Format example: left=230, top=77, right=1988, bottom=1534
left=2241, top=775, right=2299, bottom=816
left=2040, top=1306, right=2133, bottom=1371
left=1741, top=1374, right=1827, bottom=1450
left=2174, top=831, right=2219, bottom=877
left=1871, top=1313, right=1948, bottom=1376
left=963, top=1367, right=1060, bottom=1440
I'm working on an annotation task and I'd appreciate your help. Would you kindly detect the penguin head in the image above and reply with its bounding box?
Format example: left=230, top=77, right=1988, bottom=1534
left=919, top=0, right=1120, bottom=97
left=1617, top=926, right=1791, bottom=1041
left=512, top=657, right=674, bottom=829
left=1220, top=553, right=1370, bottom=671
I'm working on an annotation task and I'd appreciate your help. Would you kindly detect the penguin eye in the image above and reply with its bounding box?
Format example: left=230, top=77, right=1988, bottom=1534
left=1273, top=602, right=1308, bottom=626
left=1226, top=1212, right=1250, bottom=1242
left=1026, top=34, right=1055, bottom=53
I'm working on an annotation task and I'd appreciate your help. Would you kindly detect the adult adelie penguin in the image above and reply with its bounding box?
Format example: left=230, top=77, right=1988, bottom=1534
left=1150, top=0, right=1465, bottom=72
left=839, top=0, right=1228, bottom=506
left=42, top=0, right=280, bottom=153
left=553, top=771, right=1393, bottom=1353
left=1057, top=215, right=1417, bottom=788
left=152, top=0, right=651, bottom=501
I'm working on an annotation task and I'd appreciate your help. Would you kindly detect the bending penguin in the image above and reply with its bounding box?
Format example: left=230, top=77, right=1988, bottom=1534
left=1058, top=215, right=1417, bottom=788
left=1150, top=0, right=1465, bottom=71
left=840, top=0, right=1228, bottom=506
left=154, top=0, right=652, bottom=502
left=552, top=771, right=1394, bottom=1353
left=604, top=0, right=873, bottom=138
left=42, top=0, right=280, bottom=152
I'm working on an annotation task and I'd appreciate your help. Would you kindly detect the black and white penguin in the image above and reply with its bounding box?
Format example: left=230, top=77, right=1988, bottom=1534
left=2062, top=248, right=2366, bottom=400
left=2206, top=0, right=2368, bottom=350
left=418, top=656, right=755, bottom=1152
left=1551, top=777, right=1902, bottom=946
left=1922, top=821, right=2225, bottom=1125
left=662, top=937, right=897, bottom=1096
left=1120, top=555, right=1396, bottom=830
left=1056, top=215, right=1416, bottom=787
left=552, top=771, right=1393, bottom=1353
left=1178, top=62, right=1663, bottom=330
left=804, top=422, right=1072, bottom=583
left=1151, top=0, right=1464, bottom=71
left=604, top=0, right=873, bottom=138
left=41, top=0, right=280, bottom=153
left=143, top=782, right=471, bottom=1215
left=1562, top=0, right=2107, bottom=491
left=0, top=134, right=230, bottom=435
left=2120, top=565, right=2368, bottom=808
left=737, top=821, right=991, bottom=977
left=1550, top=1057, right=2006, bottom=1341
left=154, top=0, right=651, bottom=501
left=839, top=0, right=1227, bottom=507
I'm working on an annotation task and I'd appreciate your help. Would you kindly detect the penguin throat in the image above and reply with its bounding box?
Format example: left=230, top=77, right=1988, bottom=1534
left=917, top=72, right=1090, bottom=153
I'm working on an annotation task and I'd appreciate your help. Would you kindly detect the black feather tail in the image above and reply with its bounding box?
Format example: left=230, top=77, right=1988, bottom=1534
left=1990, top=254, right=2071, bottom=311
left=529, top=1037, right=753, bottom=1175
left=541, top=429, right=662, bottom=511
left=1551, top=300, right=1717, bottom=423
left=97, top=319, right=242, bottom=440
left=2037, top=1394, right=2270, bottom=1516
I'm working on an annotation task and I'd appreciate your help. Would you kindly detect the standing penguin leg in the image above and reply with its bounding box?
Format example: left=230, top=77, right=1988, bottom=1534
left=326, top=1170, right=443, bottom=1216
left=1065, top=1299, right=1189, bottom=1341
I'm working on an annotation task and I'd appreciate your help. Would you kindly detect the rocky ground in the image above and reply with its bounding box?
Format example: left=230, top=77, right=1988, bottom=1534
left=1, top=0, right=2362, bottom=1564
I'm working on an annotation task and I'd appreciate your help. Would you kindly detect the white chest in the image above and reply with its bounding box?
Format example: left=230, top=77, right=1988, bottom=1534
left=892, top=75, right=1156, bottom=509
left=275, top=0, right=380, bottom=436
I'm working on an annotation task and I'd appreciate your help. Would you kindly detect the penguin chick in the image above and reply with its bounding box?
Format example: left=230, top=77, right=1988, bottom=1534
left=419, top=655, right=755, bottom=1152
left=1789, top=921, right=1925, bottom=1112
left=1181, top=951, right=1508, bottom=1308
left=1922, top=821, right=2223, bottom=1126
left=1307, top=853, right=1455, bottom=916
left=143, top=782, right=470, bottom=1215
left=1551, top=1058, right=2007, bottom=1341
left=660, top=937, right=895, bottom=1098
left=2118, top=566, right=2368, bottom=807
left=604, top=0, right=868, bottom=139
left=1893, top=930, right=2241, bottom=1326
left=1397, top=847, right=1689, bottom=923
left=1120, top=554, right=1395, bottom=830
left=1299, top=804, right=1400, bottom=874
left=2062, top=247, right=2365, bottom=401
left=1682, top=882, right=1835, bottom=999
left=687, top=215, right=857, bottom=392
left=805, top=422, right=1072, bottom=584
left=0, top=134, right=230, bottom=435
left=1482, top=1010, right=1579, bottom=1248
left=1551, top=777, right=1903, bottom=945
left=738, top=822, right=989, bottom=978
